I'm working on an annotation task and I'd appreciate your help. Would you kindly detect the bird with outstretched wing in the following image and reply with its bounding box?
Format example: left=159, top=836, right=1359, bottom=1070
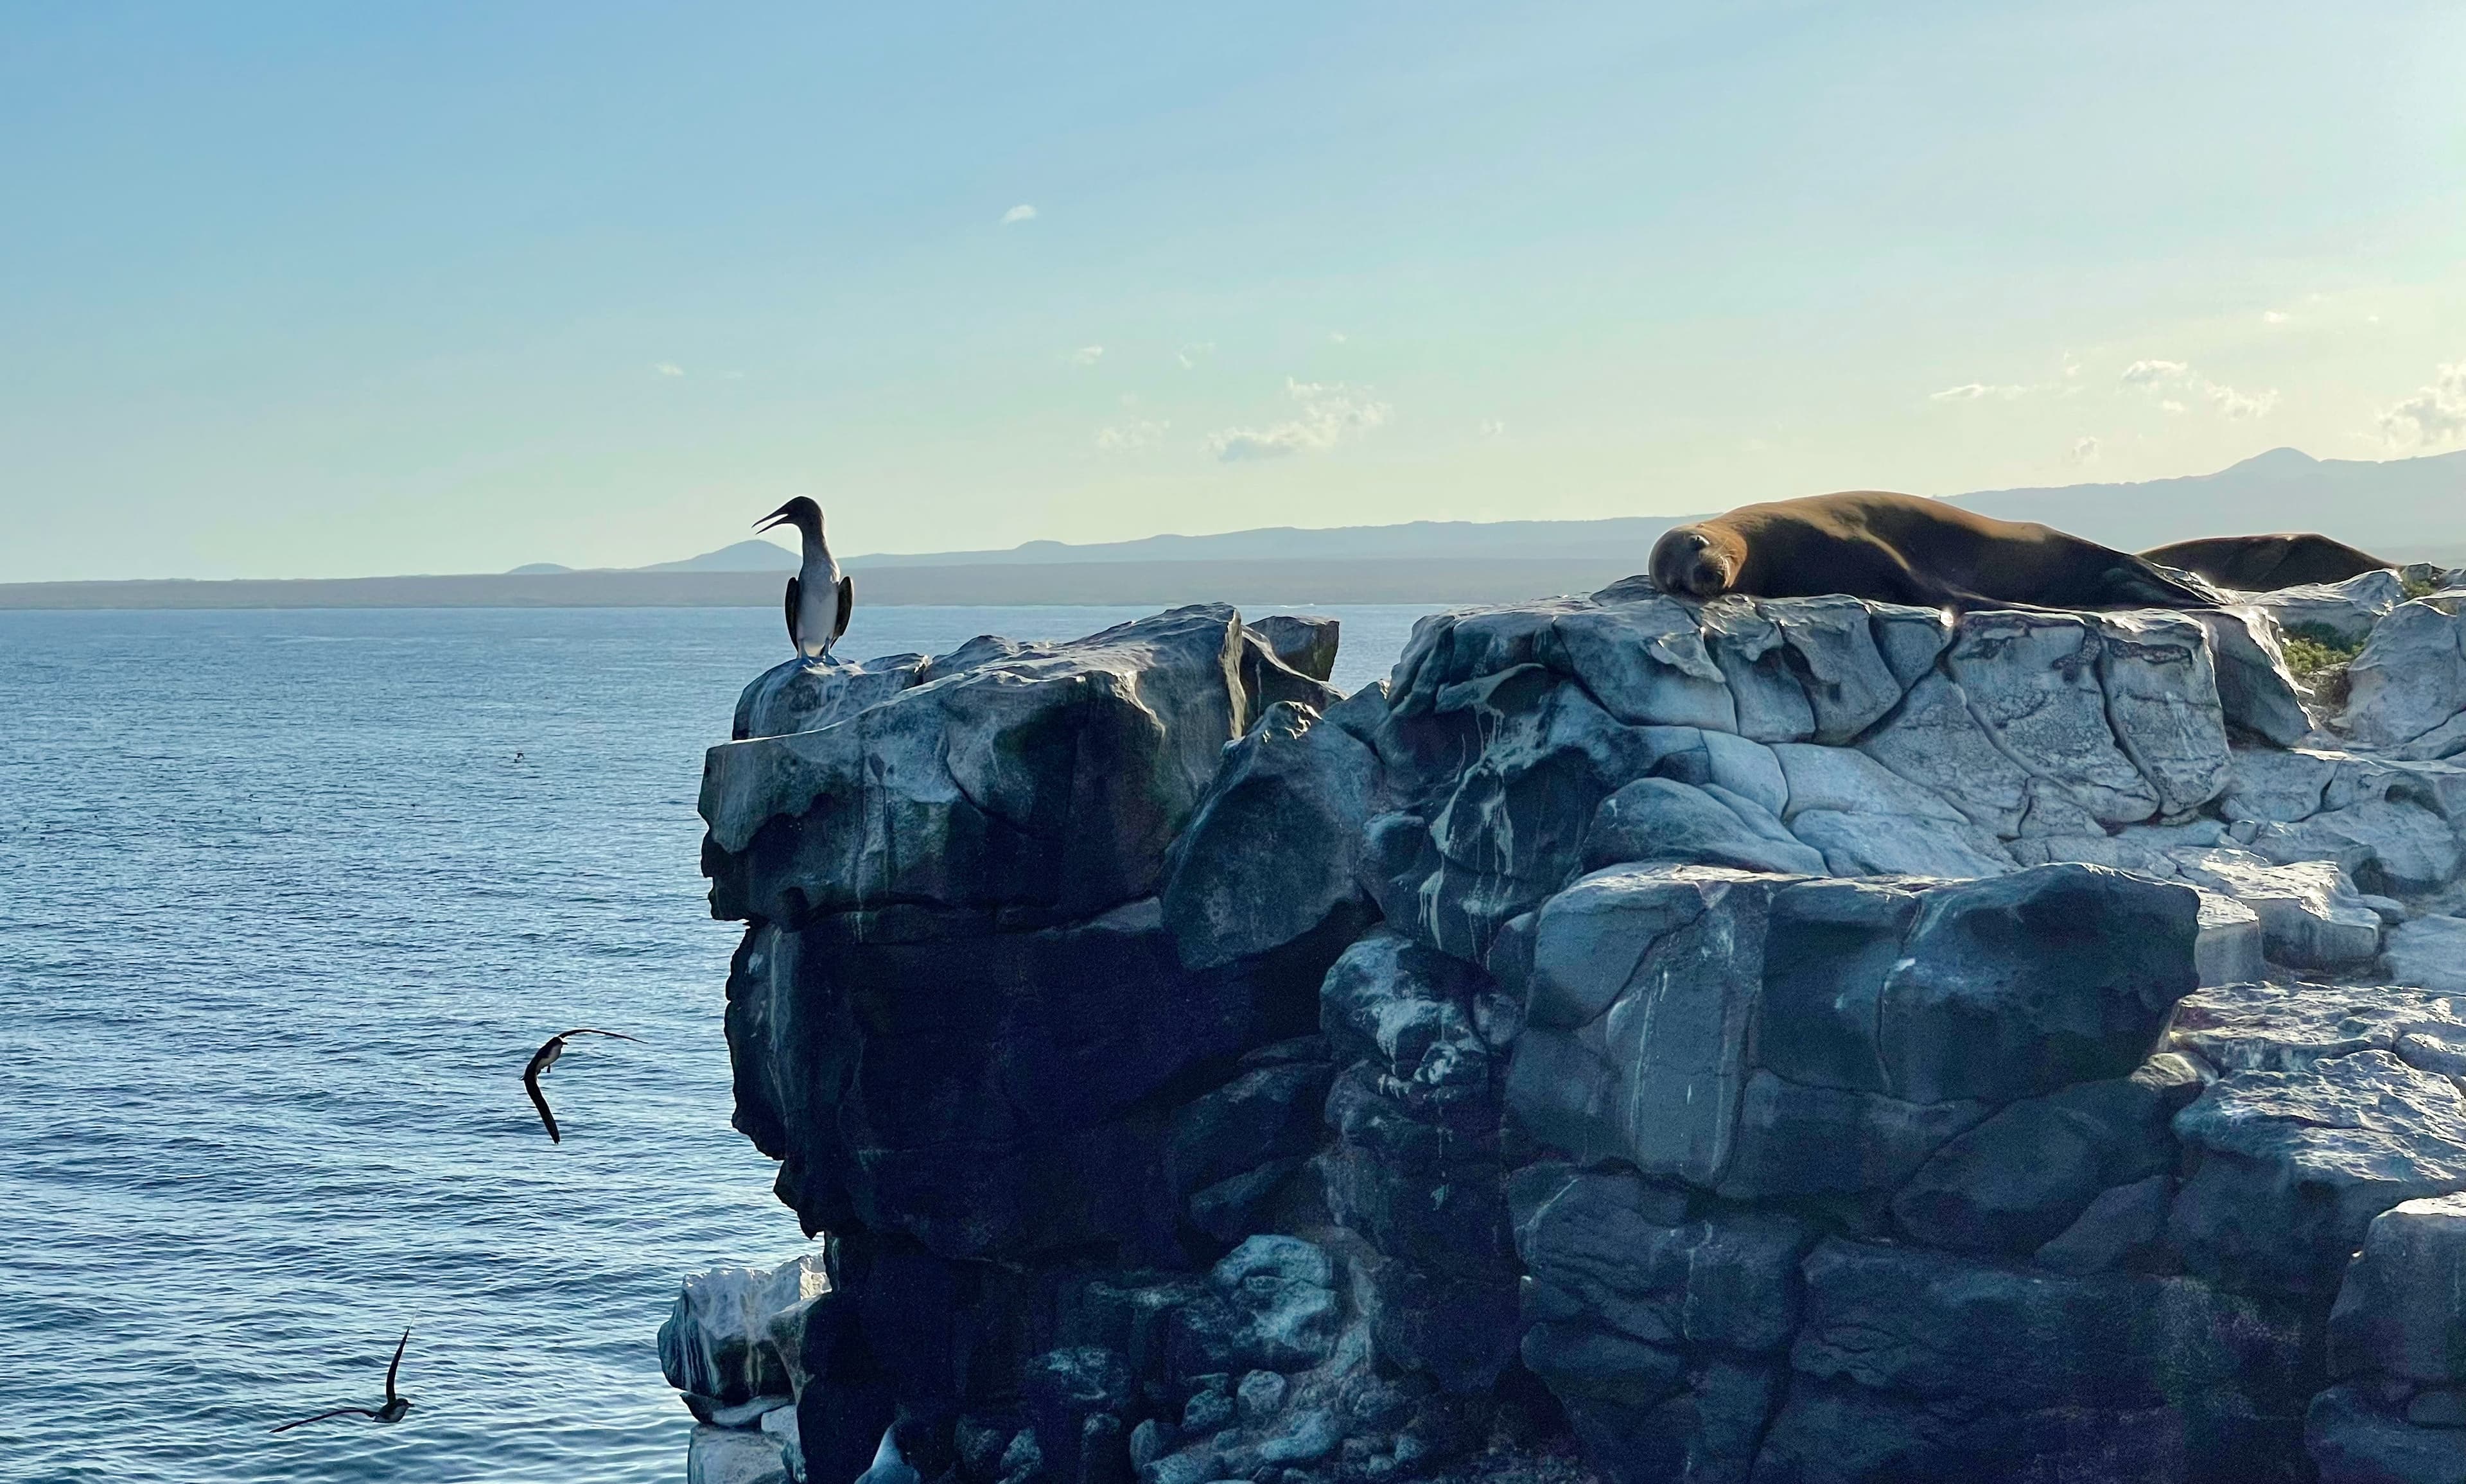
left=521, top=1027, right=644, bottom=1143
left=270, top=1329, right=413, bottom=1433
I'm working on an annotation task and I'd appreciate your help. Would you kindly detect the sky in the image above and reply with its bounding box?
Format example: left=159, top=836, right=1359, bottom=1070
left=4, top=1, right=2465, bottom=582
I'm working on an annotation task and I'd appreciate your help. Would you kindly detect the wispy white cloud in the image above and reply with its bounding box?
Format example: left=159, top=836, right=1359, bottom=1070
left=1204, top=378, right=1390, bottom=463
left=2375, top=361, right=2466, bottom=446
left=2204, top=382, right=2278, bottom=419
left=2070, top=435, right=2100, bottom=464
left=1176, top=342, right=1215, bottom=370
left=1930, top=382, right=2029, bottom=401
left=1327, top=331, right=1349, bottom=344
left=654, top=362, right=685, bottom=377
left=1095, top=419, right=1168, bottom=452
left=2262, top=310, right=2290, bottom=324
left=1069, top=345, right=1104, bottom=367
left=2119, top=359, right=2275, bottom=419
left=2119, top=359, right=2187, bottom=385
left=1001, top=204, right=1036, bottom=225
left=1478, top=419, right=1507, bottom=438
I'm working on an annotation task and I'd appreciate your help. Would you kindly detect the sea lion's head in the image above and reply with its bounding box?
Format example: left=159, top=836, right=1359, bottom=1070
left=1650, top=524, right=1738, bottom=600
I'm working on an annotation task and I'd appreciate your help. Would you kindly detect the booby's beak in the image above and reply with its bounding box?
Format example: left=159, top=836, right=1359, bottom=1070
left=753, top=502, right=797, bottom=533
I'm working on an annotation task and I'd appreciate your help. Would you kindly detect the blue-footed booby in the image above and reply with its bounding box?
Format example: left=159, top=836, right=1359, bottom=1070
left=755, top=498, right=853, bottom=659
left=269, top=1329, right=414, bottom=1433
left=521, top=1027, right=644, bottom=1144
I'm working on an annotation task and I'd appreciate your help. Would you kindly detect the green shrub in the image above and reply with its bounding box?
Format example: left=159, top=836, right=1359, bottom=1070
left=2280, top=632, right=2362, bottom=682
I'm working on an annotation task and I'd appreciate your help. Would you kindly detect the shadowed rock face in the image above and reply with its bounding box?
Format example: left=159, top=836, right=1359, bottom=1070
left=674, top=585, right=2466, bottom=1484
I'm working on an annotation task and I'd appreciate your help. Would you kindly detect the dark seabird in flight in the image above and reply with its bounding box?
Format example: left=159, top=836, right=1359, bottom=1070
left=269, top=1329, right=413, bottom=1433
left=855, top=1422, right=923, bottom=1484
left=522, top=1028, right=644, bottom=1144
left=755, top=497, right=853, bottom=660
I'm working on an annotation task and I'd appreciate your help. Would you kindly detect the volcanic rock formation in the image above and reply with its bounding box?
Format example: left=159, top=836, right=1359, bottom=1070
left=669, top=575, right=2466, bottom=1484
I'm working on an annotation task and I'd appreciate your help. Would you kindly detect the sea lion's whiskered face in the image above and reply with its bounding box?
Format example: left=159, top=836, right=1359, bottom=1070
left=1650, top=528, right=1733, bottom=599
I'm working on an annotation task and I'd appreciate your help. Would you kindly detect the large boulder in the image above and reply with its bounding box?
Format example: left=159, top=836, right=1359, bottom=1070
left=2347, top=598, right=2466, bottom=751
left=1161, top=699, right=1376, bottom=970
left=2329, top=1192, right=2466, bottom=1383
left=1506, top=864, right=1784, bottom=1187
left=1248, top=615, right=1342, bottom=682
left=1508, top=864, right=2199, bottom=1194
left=660, top=1255, right=832, bottom=1413
left=2193, top=609, right=2311, bottom=747
left=2169, top=848, right=2384, bottom=970
left=1868, top=866, right=2200, bottom=1104
left=2169, top=1052, right=2466, bottom=1293
left=703, top=606, right=1253, bottom=926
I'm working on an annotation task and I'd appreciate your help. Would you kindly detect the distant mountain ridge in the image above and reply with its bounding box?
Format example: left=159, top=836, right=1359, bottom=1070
left=574, top=446, right=2466, bottom=577
left=1946, top=446, right=2466, bottom=554
left=22, top=446, right=2458, bottom=610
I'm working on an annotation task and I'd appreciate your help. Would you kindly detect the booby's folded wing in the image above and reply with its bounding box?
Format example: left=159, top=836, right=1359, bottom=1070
left=783, top=574, right=801, bottom=650
left=835, top=575, right=853, bottom=643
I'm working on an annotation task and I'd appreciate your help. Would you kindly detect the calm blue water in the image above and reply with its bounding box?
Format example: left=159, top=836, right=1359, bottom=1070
left=0, top=603, right=1434, bottom=1484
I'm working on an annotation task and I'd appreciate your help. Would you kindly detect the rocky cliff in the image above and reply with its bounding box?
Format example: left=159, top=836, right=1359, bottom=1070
left=662, top=577, right=2466, bottom=1484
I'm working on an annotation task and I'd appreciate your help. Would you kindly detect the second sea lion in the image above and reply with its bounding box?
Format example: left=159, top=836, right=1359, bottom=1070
left=2138, top=533, right=2397, bottom=592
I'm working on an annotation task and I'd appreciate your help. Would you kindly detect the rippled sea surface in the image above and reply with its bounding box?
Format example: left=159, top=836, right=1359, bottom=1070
left=0, top=603, right=1435, bottom=1484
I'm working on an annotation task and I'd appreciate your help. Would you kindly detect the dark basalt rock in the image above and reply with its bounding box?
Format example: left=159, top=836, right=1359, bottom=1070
left=2328, top=1192, right=2466, bottom=1384
left=1889, top=1058, right=2199, bottom=1255
left=1162, top=701, right=1376, bottom=972
left=676, top=595, right=2466, bottom=1484
left=724, top=897, right=1333, bottom=1261
left=1250, top=616, right=1343, bottom=684
left=2169, top=1052, right=2466, bottom=1295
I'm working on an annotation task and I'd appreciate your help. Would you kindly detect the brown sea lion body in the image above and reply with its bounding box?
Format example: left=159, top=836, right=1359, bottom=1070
left=1649, top=491, right=2221, bottom=613
left=2137, top=533, right=2396, bottom=592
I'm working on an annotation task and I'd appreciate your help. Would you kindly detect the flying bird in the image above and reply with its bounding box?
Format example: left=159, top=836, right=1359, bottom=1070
left=269, top=1329, right=414, bottom=1433
left=522, top=1028, right=644, bottom=1144
left=755, top=497, right=853, bottom=659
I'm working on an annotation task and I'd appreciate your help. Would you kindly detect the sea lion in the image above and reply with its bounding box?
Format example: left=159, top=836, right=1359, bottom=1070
left=1648, top=491, right=2221, bottom=613
left=2138, top=533, right=2396, bottom=592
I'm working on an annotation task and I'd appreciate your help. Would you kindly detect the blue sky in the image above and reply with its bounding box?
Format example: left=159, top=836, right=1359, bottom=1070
left=4, top=1, right=2463, bottom=581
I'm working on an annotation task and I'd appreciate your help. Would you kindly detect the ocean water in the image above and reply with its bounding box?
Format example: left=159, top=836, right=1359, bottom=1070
left=0, top=602, right=1440, bottom=1484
